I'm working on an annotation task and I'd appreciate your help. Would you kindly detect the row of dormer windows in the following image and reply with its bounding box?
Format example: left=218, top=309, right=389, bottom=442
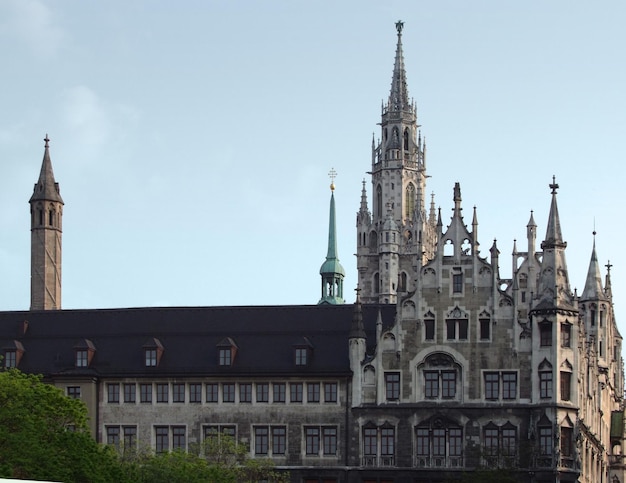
left=3, top=336, right=314, bottom=370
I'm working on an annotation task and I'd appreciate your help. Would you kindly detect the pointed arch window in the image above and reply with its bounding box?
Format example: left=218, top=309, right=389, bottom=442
left=376, top=185, right=383, bottom=219
left=539, top=359, right=553, bottom=399
left=405, top=183, right=415, bottom=219
left=423, top=311, right=435, bottom=341
left=539, top=318, right=552, bottom=346
left=403, top=128, right=409, bottom=150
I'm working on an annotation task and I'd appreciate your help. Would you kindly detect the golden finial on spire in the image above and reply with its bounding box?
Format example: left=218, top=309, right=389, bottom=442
left=328, top=168, right=337, bottom=191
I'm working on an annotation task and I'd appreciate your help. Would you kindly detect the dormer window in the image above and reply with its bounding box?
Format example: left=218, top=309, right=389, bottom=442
left=217, top=338, right=238, bottom=367
left=76, top=350, right=88, bottom=367
left=293, top=337, right=313, bottom=367
left=74, top=339, right=96, bottom=368
left=143, top=338, right=164, bottom=367
left=3, top=341, right=25, bottom=369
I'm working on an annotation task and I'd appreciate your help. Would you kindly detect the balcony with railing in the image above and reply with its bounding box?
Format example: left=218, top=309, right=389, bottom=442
left=362, top=455, right=395, bottom=467
left=415, top=455, right=463, bottom=468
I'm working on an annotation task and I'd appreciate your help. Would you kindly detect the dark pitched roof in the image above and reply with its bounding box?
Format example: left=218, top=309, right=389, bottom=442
left=0, top=304, right=396, bottom=378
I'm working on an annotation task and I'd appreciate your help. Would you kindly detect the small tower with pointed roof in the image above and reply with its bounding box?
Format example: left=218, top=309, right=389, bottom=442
left=319, top=170, right=345, bottom=305
left=29, top=135, right=63, bottom=310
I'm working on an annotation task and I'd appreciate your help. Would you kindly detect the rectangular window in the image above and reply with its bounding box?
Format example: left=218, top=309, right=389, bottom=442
left=307, top=383, right=320, bottom=403
left=155, top=426, right=169, bottom=453
left=140, top=383, right=152, bottom=403
left=484, top=427, right=499, bottom=457
left=540, top=324, right=552, bottom=346
left=172, top=426, right=186, bottom=451
left=4, top=350, right=16, bottom=368
left=255, top=426, right=269, bottom=455
left=306, top=427, right=320, bottom=455
left=560, top=427, right=573, bottom=457
left=223, top=383, right=235, bottom=403
left=106, top=426, right=120, bottom=447
left=107, top=383, right=120, bottom=403
left=381, top=427, right=394, bottom=458
left=561, top=324, right=571, bottom=348
left=290, top=383, right=303, bottom=403
left=502, top=427, right=516, bottom=457
left=239, top=383, right=252, bottom=403
left=480, top=319, right=490, bottom=340
left=123, top=426, right=137, bottom=453
left=458, top=319, right=468, bottom=340
left=449, top=427, right=462, bottom=458
left=424, top=319, right=435, bottom=340
left=124, top=383, right=136, bottom=403
left=156, top=383, right=169, bottom=403
left=295, top=348, right=307, bottom=366
left=385, top=372, right=400, bottom=400
left=540, top=372, right=553, bottom=399
left=172, top=383, right=185, bottom=403
left=76, top=350, right=88, bottom=368
left=433, top=428, right=445, bottom=458
left=219, top=348, right=231, bottom=366
left=323, top=427, right=337, bottom=455
left=145, top=349, right=157, bottom=367
left=453, top=273, right=463, bottom=293
left=424, top=371, right=439, bottom=398
left=324, top=382, right=338, bottom=403
left=256, top=383, right=269, bottom=403
left=416, top=428, right=429, bottom=457
left=189, top=383, right=202, bottom=403
left=502, top=372, right=517, bottom=399
left=273, top=383, right=286, bottom=403
left=206, top=383, right=218, bottom=403
left=67, top=386, right=81, bottom=399
left=272, top=426, right=286, bottom=455
left=441, top=371, right=456, bottom=398
left=446, top=319, right=456, bottom=340
left=364, top=428, right=378, bottom=457
left=560, top=372, right=571, bottom=401
left=539, top=427, right=553, bottom=456
left=485, top=372, right=499, bottom=400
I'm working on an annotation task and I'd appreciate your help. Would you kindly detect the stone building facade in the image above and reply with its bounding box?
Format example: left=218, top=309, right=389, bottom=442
left=1, top=20, right=625, bottom=483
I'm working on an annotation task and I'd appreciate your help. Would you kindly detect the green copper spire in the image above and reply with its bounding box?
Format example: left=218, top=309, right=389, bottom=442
left=319, top=169, right=345, bottom=305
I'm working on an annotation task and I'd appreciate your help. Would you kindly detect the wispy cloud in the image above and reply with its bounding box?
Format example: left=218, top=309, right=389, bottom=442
left=0, top=0, right=66, bottom=58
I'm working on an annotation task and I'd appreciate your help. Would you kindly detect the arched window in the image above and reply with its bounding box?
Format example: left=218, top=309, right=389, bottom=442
left=403, top=128, right=409, bottom=150
left=373, top=273, right=380, bottom=294
left=415, top=416, right=463, bottom=468
left=405, top=183, right=415, bottom=219
left=376, top=185, right=383, bottom=219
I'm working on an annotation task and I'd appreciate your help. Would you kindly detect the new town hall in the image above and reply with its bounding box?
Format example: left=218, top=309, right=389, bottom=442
left=1, top=22, right=624, bottom=483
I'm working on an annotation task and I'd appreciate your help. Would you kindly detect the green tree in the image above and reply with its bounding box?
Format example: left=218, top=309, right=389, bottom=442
left=120, top=432, right=288, bottom=483
left=0, top=369, right=123, bottom=482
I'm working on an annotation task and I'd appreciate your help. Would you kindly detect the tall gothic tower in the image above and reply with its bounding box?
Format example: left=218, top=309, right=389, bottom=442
left=356, top=21, right=437, bottom=304
left=29, top=135, right=63, bottom=310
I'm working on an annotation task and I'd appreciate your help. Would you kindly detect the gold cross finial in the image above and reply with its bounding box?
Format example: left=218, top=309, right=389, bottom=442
left=328, top=168, right=337, bottom=191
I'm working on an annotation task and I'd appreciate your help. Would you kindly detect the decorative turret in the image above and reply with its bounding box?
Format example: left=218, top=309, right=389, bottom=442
left=319, top=169, right=345, bottom=305
left=581, top=233, right=607, bottom=302
left=534, top=177, right=575, bottom=313
left=29, top=135, right=63, bottom=310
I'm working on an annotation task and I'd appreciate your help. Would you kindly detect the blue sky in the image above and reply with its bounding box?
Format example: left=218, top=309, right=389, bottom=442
left=0, top=1, right=624, bottom=331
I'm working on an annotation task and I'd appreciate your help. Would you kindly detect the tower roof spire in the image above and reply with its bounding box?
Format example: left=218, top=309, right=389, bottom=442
left=29, top=134, right=64, bottom=204
left=541, top=176, right=564, bottom=249
left=581, top=231, right=606, bottom=301
left=388, top=20, right=411, bottom=113
left=319, top=169, right=345, bottom=304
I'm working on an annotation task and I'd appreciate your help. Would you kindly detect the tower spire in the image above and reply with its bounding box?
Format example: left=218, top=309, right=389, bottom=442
left=29, top=135, right=64, bottom=310
left=388, top=20, right=411, bottom=113
left=581, top=231, right=606, bottom=301
left=319, top=169, right=345, bottom=304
